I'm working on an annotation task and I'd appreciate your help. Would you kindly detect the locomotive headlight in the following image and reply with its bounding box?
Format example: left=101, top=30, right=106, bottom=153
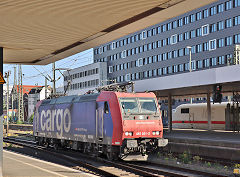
left=125, top=132, right=129, bottom=136
left=129, top=132, right=133, bottom=136
left=152, top=131, right=156, bottom=135
left=156, top=131, right=160, bottom=135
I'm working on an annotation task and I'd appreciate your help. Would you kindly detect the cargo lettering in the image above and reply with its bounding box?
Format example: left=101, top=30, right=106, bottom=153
left=40, top=108, right=71, bottom=137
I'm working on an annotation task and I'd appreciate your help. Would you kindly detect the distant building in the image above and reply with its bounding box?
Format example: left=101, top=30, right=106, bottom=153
left=56, top=86, right=64, bottom=95
left=28, top=86, right=51, bottom=119
left=63, top=62, right=107, bottom=95
left=9, top=85, right=46, bottom=121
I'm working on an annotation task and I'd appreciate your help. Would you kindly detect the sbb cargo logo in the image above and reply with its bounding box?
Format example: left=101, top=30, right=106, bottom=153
left=38, top=108, right=71, bottom=137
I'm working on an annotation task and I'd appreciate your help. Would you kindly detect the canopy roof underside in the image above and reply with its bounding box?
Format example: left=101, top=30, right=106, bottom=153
left=1, top=0, right=216, bottom=65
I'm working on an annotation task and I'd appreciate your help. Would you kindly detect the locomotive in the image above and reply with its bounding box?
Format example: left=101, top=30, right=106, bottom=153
left=33, top=83, right=168, bottom=160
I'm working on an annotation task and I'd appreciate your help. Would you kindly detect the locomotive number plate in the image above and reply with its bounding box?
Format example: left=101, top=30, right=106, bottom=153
left=136, top=132, right=150, bottom=136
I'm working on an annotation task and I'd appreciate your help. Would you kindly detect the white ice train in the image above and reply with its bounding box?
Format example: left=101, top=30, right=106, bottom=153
left=172, top=102, right=230, bottom=130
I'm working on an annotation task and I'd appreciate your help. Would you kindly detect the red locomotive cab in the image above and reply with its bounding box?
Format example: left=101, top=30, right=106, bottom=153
left=116, top=92, right=168, bottom=158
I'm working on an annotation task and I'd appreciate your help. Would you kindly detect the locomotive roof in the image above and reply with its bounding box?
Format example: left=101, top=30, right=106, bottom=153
left=41, top=93, right=100, bottom=105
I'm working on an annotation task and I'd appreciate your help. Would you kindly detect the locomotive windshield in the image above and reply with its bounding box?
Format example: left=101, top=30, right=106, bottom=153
left=119, top=97, right=158, bottom=115
left=139, top=98, right=157, bottom=113
left=119, top=98, right=139, bottom=114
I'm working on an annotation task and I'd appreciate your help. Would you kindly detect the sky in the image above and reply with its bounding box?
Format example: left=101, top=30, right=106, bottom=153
left=3, top=48, right=93, bottom=88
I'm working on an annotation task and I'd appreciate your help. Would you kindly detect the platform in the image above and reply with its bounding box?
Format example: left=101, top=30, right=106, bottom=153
left=3, top=150, right=95, bottom=177
left=163, top=129, right=240, bottom=161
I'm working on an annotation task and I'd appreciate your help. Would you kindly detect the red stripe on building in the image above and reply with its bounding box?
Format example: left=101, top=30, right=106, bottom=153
left=172, top=121, right=225, bottom=124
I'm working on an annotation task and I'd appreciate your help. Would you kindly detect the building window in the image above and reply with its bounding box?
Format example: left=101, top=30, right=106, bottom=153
left=173, top=65, right=178, bottom=73
left=210, top=23, right=216, bottom=33
left=184, top=63, right=189, bottom=71
left=218, top=56, right=225, bottom=65
left=203, top=42, right=209, bottom=51
left=137, top=58, right=143, bottom=67
left=190, top=30, right=196, bottom=38
left=196, top=28, right=202, bottom=37
left=202, top=24, right=209, bottom=36
left=157, top=40, right=161, bottom=48
left=196, top=11, right=202, bottom=21
left=204, top=59, right=210, bottom=68
left=197, top=60, right=203, bottom=69
left=235, top=34, right=240, bottom=44
left=226, top=18, right=232, bottom=28
left=210, top=6, right=217, bottom=16
left=158, top=68, right=162, bottom=76
left=122, top=50, right=126, bottom=58
left=112, top=42, right=116, bottom=49
left=191, top=60, right=196, bottom=70
left=156, top=54, right=161, bottom=62
left=171, top=34, right=177, bottom=44
left=234, top=15, right=240, bottom=26
left=179, top=64, right=184, bottom=72
left=184, top=16, right=189, bottom=25
left=218, top=38, right=225, bottom=48
left=225, top=0, right=232, bottom=10
left=179, top=49, right=184, bottom=57
left=172, top=20, right=177, bottom=28
left=218, top=3, right=224, bottom=13
left=162, top=24, right=166, bottom=32
left=190, top=14, right=195, bottom=23
left=162, top=39, right=167, bottom=46
left=209, top=39, right=216, bottom=51
left=167, top=22, right=172, bottom=31
left=163, top=68, right=167, bottom=75
left=178, top=18, right=183, bottom=27
left=196, top=44, right=202, bottom=53
left=157, top=26, right=161, bottom=34
left=234, top=0, right=240, bottom=7
left=173, top=50, right=178, bottom=58
left=211, top=57, right=217, bottom=66
left=203, top=9, right=209, bottom=18
left=147, top=30, right=152, bottom=37
left=125, top=74, right=130, bottom=81
left=184, top=31, right=189, bottom=40
left=148, top=70, right=153, bottom=77
left=226, top=36, right=233, bottom=46
left=153, top=69, right=157, bottom=76
left=218, top=21, right=224, bottom=31
left=168, top=66, right=172, bottom=74
left=178, top=33, right=183, bottom=42
left=162, top=53, right=167, bottom=61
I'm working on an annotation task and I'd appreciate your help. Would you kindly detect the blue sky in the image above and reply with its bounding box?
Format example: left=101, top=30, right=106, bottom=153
left=3, top=48, right=93, bottom=88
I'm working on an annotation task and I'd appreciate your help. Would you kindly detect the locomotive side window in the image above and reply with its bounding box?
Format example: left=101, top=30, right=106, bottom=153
left=104, top=101, right=109, bottom=114
left=181, top=108, right=189, bottom=114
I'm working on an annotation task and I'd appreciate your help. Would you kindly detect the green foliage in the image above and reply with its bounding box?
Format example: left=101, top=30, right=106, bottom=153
left=16, top=120, right=23, bottom=124
left=29, top=113, right=34, bottom=124
left=193, top=156, right=202, bottom=162
left=179, top=151, right=191, bottom=164
left=205, top=162, right=212, bottom=167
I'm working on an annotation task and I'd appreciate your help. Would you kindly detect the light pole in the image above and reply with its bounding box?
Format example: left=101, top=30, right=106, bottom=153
left=187, top=46, right=192, bottom=72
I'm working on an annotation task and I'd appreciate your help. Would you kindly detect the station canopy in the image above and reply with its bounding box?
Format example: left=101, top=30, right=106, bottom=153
left=1, top=0, right=216, bottom=65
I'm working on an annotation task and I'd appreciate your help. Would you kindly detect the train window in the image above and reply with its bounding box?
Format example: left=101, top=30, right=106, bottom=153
left=104, top=102, right=109, bottom=114
left=181, top=108, right=189, bottom=114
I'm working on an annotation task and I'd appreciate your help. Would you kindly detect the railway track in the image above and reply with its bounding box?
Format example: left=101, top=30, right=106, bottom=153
left=4, top=136, right=229, bottom=177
